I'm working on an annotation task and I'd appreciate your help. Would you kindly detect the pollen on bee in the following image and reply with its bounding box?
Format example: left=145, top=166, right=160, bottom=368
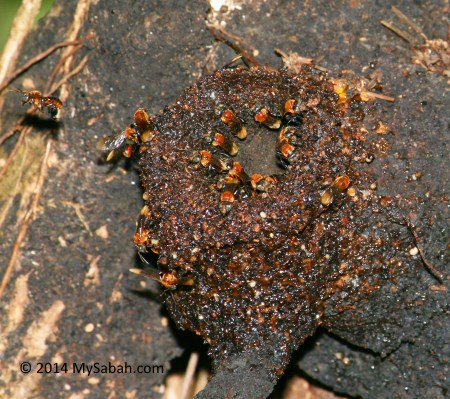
left=347, top=187, right=356, bottom=197
left=320, top=190, right=333, bottom=206
left=332, top=79, right=348, bottom=101
left=140, top=131, right=154, bottom=142
left=106, top=150, right=116, bottom=162
left=140, top=205, right=151, bottom=217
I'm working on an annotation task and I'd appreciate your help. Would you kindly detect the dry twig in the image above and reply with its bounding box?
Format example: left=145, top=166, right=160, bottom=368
left=49, top=55, right=89, bottom=94
left=406, top=222, right=444, bottom=283
left=275, top=47, right=329, bottom=73
left=0, top=39, right=82, bottom=94
left=180, top=352, right=199, bottom=399
left=207, top=25, right=259, bottom=68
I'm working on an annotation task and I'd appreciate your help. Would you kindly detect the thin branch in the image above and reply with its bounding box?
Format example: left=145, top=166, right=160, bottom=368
left=360, top=91, right=396, bottom=102
left=0, top=39, right=82, bottom=94
left=406, top=221, right=444, bottom=283
left=391, top=6, right=427, bottom=41
left=0, top=37, right=87, bottom=299
left=45, top=43, right=84, bottom=94
left=274, top=47, right=329, bottom=73
left=380, top=20, right=417, bottom=45
left=207, top=25, right=259, bottom=68
left=381, top=7, right=427, bottom=47
left=49, top=55, right=89, bottom=94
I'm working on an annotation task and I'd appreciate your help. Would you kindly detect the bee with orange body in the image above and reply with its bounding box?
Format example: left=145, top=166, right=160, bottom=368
left=320, top=175, right=350, bottom=206
left=97, top=108, right=155, bottom=160
left=19, top=90, right=63, bottom=119
left=130, top=268, right=194, bottom=290
left=221, top=109, right=247, bottom=139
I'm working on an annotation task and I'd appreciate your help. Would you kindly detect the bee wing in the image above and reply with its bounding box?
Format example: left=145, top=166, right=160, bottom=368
left=97, top=132, right=126, bottom=151
left=129, top=268, right=161, bottom=282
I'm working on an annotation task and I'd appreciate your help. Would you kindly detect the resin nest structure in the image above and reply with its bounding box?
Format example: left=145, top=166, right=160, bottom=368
left=131, top=66, right=416, bottom=374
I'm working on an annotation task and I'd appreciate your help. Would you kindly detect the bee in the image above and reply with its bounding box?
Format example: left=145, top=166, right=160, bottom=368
left=320, top=175, right=350, bottom=206
left=134, top=205, right=151, bottom=251
left=134, top=223, right=150, bottom=251
left=133, top=108, right=154, bottom=143
left=18, top=90, right=63, bottom=119
left=218, top=175, right=240, bottom=214
left=199, top=150, right=230, bottom=173
left=221, top=109, right=247, bottom=139
left=277, top=126, right=297, bottom=165
left=228, top=162, right=250, bottom=187
left=254, top=108, right=282, bottom=129
left=212, top=132, right=239, bottom=156
left=217, top=162, right=253, bottom=214
left=97, top=126, right=138, bottom=161
left=134, top=205, right=160, bottom=256
left=282, top=98, right=304, bottom=125
left=130, top=268, right=194, bottom=290
left=250, top=174, right=276, bottom=192
left=277, top=140, right=295, bottom=164
left=97, top=108, right=154, bottom=161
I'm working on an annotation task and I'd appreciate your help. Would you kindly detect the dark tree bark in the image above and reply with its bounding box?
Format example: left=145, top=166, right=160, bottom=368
left=0, top=1, right=448, bottom=398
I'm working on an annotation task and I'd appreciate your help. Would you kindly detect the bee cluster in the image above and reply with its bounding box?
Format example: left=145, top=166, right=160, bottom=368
left=100, top=65, right=418, bottom=375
